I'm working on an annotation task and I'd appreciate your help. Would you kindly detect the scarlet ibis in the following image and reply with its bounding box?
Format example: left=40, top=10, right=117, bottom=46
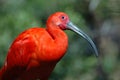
left=0, top=12, right=98, bottom=80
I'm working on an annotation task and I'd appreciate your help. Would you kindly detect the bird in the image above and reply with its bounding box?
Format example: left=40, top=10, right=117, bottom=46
left=0, top=12, right=98, bottom=80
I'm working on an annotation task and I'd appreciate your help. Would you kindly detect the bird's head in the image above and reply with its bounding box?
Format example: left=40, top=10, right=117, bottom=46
left=47, top=12, right=98, bottom=57
left=47, top=12, right=70, bottom=30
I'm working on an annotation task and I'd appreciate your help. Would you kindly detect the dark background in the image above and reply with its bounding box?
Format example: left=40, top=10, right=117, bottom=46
left=0, top=0, right=120, bottom=80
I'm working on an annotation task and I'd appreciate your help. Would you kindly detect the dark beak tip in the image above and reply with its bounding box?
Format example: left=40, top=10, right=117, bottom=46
left=94, top=51, right=99, bottom=57
left=96, top=53, right=99, bottom=57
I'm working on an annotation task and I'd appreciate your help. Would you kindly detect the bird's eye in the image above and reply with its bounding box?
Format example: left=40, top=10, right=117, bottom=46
left=61, top=16, right=65, bottom=20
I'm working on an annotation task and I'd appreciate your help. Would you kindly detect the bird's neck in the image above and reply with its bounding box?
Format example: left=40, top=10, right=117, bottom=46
left=46, top=24, right=68, bottom=61
left=46, top=23, right=68, bottom=42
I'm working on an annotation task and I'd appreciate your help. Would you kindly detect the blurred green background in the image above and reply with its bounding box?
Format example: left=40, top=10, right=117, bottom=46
left=0, top=0, right=120, bottom=80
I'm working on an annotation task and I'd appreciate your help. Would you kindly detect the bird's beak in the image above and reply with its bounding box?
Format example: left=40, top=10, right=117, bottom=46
left=67, top=21, right=98, bottom=57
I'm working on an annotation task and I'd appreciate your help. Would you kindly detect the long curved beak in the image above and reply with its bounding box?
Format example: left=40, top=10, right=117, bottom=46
left=67, top=22, right=98, bottom=57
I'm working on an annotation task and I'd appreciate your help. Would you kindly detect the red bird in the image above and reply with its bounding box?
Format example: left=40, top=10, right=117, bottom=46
left=0, top=12, right=98, bottom=80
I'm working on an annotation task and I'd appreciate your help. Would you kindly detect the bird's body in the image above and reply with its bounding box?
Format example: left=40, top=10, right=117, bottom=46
left=0, top=12, right=98, bottom=80
left=0, top=27, right=68, bottom=80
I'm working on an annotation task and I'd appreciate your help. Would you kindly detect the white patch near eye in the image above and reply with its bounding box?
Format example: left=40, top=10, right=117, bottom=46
left=5, top=61, right=7, bottom=67
left=56, top=22, right=61, bottom=26
left=53, top=17, right=61, bottom=26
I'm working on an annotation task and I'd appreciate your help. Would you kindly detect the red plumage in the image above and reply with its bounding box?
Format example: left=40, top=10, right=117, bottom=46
left=0, top=12, right=68, bottom=80
left=0, top=12, right=98, bottom=80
